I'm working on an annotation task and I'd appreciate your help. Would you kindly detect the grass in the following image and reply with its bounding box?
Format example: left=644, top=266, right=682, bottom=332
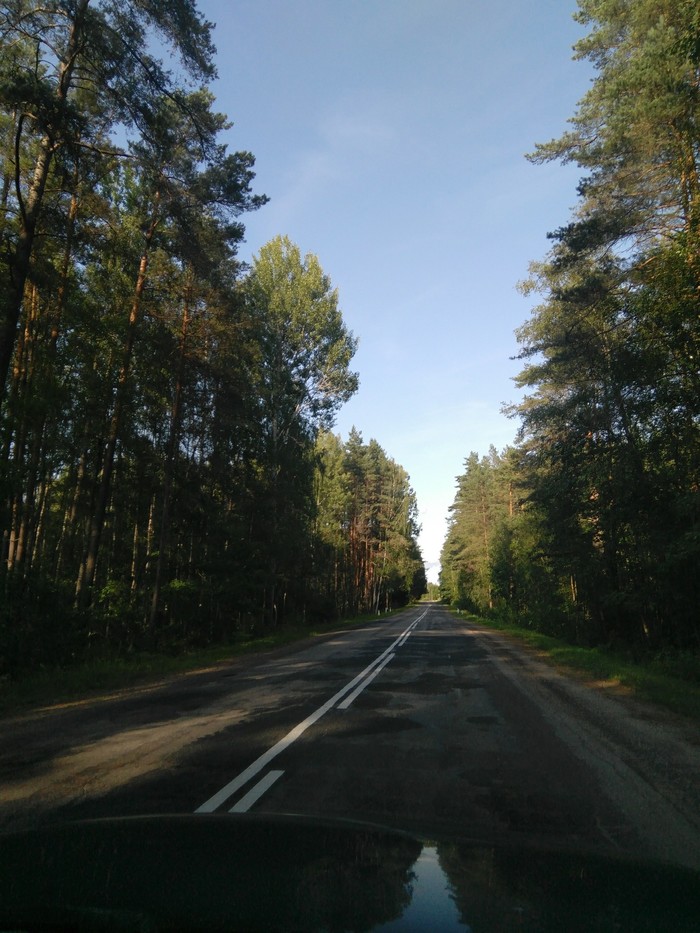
left=452, top=610, right=700, bottom=721
left=5, top=604, right=698, bottom=722
left=0, top=609, right=403, bottom=716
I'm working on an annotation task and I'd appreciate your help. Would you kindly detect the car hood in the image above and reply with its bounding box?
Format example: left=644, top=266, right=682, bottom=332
left=0, top=812, right=698, bottom=931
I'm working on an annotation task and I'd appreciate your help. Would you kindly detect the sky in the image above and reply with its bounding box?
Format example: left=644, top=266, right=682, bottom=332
left=196, top=0, right=592, bottom=582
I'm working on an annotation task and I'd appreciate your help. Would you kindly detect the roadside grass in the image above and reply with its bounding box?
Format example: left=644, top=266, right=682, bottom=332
left=0, top=609, right=403, bottom=715
left=451, top=610, right=700, bottom=721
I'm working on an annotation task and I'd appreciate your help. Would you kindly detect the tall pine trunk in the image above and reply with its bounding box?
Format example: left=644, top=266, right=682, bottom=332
left=149, top=277, right=192, bottom=632
left=0, top=0, right=89, bottom=402
left=76, top=192, right=160, bottom=606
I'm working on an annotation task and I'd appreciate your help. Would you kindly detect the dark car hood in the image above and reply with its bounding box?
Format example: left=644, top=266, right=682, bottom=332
left=0, top=812, right=698, bottom=931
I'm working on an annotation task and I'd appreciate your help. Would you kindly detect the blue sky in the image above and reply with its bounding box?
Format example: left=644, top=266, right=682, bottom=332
left=197, top=0, right=591, bottom=582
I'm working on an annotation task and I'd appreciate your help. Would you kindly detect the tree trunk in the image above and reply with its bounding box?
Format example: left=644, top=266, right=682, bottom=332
left=76, top=191, right=160, bottom=606
left=0, top=0, right=89, bottom=402
left=149, top=278, right=192, bottom=632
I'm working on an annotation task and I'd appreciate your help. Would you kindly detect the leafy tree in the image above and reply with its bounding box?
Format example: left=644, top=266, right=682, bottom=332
left=0, top=0, right=218, bottom=401
left=0, top=2, right=274, bottom=668
left=530, top=0, right=700, bottom=261
left=74, top=92, right=265, bottom=608
left=440, top=448, right=512, bottom=613
left=0, top=5, right=428, bottom=674
left=316, top=429, right=424, bottom=616
left=245, top=235, right=358, bottom=433
left=506, top=0, right=700, bottom=650
left=242, top=237, right=358, bottom=625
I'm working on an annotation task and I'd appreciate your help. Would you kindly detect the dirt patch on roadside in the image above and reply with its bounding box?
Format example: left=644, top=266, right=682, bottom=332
left=461, top=619, right=700, bottom=870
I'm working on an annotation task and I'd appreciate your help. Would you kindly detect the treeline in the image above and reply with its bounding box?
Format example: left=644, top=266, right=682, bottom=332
left=0, top=2, right=424, bottom=674
left=442, top=1, right=700, bottom=653
left=314, top=430, right=426, bottom=619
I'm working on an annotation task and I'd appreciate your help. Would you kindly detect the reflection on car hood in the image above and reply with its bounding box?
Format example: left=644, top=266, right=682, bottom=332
left=0, top=812, right=699, bottom=931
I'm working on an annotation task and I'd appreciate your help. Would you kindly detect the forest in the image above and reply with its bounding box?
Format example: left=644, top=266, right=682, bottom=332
left=441, top=0, right=700, bottom=655
left=0, top=1, right=425, bottom=675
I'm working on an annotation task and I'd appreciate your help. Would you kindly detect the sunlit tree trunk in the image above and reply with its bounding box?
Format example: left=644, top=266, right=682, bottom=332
left=76, top=192, right=160, bottom=606
left=0, top=0, right=89, bottom=401
left=149, top=275, right=193, bottom=632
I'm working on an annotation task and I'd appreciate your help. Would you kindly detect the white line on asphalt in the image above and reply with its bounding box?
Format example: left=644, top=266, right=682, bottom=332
left=338, top=653, right=395, bottom=710
left=229, top=770, right=285, bottom=813
left=398, top=619, right=419, bottom=646
left=195, top=608, right=429, bottom=813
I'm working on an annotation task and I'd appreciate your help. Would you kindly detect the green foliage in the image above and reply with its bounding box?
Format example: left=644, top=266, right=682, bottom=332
left=245, top=236, right=358, bottom=433
left=444, top=0, right=700, bottom=657
left=457, top=612, right=700, bottom=721
left=0, top=6, right=424, bottom=675
left=0, top=608, right=408, bottom=715
left=314, top=430, right=426, bottom=616
left=440, top=448, right=512, bottom=614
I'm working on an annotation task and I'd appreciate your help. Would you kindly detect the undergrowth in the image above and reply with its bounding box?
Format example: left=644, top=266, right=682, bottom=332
left=0, top=610, right=400, bottom=715
left=453, top=610, right=700, bottom=721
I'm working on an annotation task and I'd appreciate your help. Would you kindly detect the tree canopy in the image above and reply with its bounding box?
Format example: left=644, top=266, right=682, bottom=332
left=442, top=0, right=700, bottom=654
left=0, top=2, right=426, bottom=675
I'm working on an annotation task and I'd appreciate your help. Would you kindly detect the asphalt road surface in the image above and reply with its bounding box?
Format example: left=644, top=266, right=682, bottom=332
left=1, top=603, right=699, bottom=870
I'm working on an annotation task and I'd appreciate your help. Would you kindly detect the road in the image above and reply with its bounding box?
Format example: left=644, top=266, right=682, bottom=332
left=1, top=603, right=699, bottom=870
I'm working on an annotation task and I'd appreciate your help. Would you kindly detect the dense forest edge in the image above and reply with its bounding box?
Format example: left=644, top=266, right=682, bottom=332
left=0, top=2, right=426, bottom=683
left=0, top=606, right=415, bottom=714
left=446, top=607, right=700, bottom=721
left=440, top=1, right=700, bottom=692
left=4, top=598, right=698, bottom=722
left=3, top=1, right=700, bottom=705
